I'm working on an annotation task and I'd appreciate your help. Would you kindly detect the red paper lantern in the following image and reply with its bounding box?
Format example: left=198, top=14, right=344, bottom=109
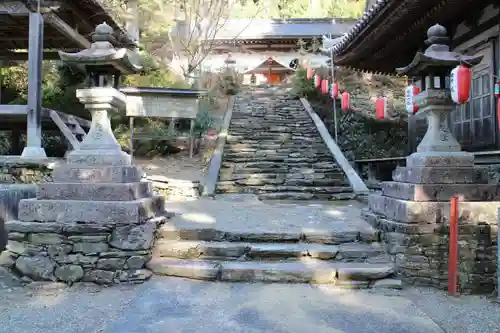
left=450, top=64, right=472, bottom=104
left=331, top=82, right=339, bottom=99
left=314, top=74, right=321, bottom=88
left=341, top=91, right=350, bottom=112
left=376, top=96, right=388, bottom=119
left=321, top=79, right=328, bottom=95
left=413, top=87, right=420, bottom=114
left=306, top=68, right=314, bottom=80
left=494, top=82, right=500, bottom=98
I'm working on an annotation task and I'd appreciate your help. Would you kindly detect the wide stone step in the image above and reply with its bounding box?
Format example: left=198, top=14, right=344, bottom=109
left=216, top=184, right=352, bottom=194
left=221, top=162, right=340, bottom=169
left=226, top=143, right=328, bottom=149
left=218, top=176, right=347, bottom=186
left=219, top=167, right=345, bottom=177
left=157, top=223, right=378, bottom=244
left=223, top=157, right=335, bottom=163
left=147, top=258, right=395, bottom=285
left=154, top=240, right=384, bottom=261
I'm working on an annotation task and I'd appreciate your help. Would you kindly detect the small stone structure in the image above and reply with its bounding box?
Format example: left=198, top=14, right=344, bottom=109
left=1, top=23, right=165, bottom=285
left=362, top=24, right=499, bottom=293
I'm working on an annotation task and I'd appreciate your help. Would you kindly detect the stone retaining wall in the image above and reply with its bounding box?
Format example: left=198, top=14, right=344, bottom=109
left=363, top=205, right=498, bottom=294
left=0, top=160, right=53, bottom=184
left=1, top=217, right=165, bottom=285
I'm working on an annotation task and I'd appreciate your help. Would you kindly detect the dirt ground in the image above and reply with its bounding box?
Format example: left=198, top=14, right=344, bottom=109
left=134, top=154, right=206, bottom=182
left=133, top=96, right=229, bottom=183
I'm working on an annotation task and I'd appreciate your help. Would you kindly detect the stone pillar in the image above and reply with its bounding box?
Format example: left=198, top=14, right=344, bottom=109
left=21, top=12, right=47, bottom=160
left=362, top=24, right=499, bottom=294
left=2, top=23, right=165, bottom=285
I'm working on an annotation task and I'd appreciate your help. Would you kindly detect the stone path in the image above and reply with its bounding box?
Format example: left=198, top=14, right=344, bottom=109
left=163, top=195, right=370, bottom=234
left=216, top=88, right=352, bottom=200
left=0, top=277, right=499, bottom=333
left=149, top=196, right=395, bottom=287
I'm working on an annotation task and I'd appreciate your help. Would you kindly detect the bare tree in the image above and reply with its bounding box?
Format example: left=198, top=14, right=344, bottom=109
left=165, top=0, right=263, bottom=80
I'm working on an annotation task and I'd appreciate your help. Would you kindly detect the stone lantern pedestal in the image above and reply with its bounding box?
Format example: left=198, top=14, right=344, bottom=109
left=2, top=23, right=165, bottom=285
left=362, top=25, right=500, bottom=294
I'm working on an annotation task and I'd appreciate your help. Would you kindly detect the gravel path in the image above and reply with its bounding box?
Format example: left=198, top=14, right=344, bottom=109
left=0, top=277, right=498, bottom=333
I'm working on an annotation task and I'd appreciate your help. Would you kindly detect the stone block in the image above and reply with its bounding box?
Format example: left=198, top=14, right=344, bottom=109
left=109, top=221, right=156, bottom=250
left=83, top=269, right=116, bottom=284
left=382, top=182, right=500, bottom=201
left=6, top=221, right=63, bottom=233
left=73, top=242, right=109, bottom=254
left=66, top=149, right=131, bottom=166
left=54, top=265, right=84, bottom=282
left=368, top=193, right=500, bottom=224
left=15, top=255, right=56, bottom=280
left=406, top=152, right=474, bottom=168
left=392, top=166, right=488, bottom=184
left=52, top=165, right=143, bottom=183
left=37, top=182, right=152, bottom=201
left=18, top=196, right=164, bottom=224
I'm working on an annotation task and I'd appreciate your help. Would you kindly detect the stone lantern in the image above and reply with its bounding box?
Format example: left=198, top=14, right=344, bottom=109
left=396, top=24, right=482, bottom=164
left=5, top=23, right=165, bottom=285
left=362, top=24, right=500, bottom=294
left=58, top=22, right=142, bottom=166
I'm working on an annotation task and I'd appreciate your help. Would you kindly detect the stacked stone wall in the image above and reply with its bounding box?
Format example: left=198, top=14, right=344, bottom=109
left=363, top=210, right=497, bottom=294
left=2, top=217, right=165, bottom=285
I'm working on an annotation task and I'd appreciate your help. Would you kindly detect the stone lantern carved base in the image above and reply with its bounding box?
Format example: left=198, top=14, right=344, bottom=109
left=67, top=88, right=132, bottom=166
left=3, top=87, right=166, bottom=285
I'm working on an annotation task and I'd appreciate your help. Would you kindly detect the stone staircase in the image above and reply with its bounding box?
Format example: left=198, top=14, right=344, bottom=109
left=216, top=88, right=353, bottom=200
left=147, top=198, right=398, bottom=288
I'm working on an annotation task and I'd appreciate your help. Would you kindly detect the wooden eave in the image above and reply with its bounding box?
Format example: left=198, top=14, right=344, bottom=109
left=212, top=38, right=310, bottom=45
left=0, top=0, right=135, bottom=56
left=332, top=0, right=497, bottom=74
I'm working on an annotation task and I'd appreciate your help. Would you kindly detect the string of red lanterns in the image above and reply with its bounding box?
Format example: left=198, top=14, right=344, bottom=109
left=302, top=63, right=495, bottom=121
left=302, top=63, right=351, bottom=110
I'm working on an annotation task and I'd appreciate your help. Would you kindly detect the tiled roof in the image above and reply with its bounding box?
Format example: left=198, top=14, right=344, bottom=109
left=332, top=0, right=390, bottom=55
left=173, top=18, right=355, bottom=41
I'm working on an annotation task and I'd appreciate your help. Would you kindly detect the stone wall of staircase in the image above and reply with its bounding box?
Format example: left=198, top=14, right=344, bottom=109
left=216, top=88, right=353, bottom=200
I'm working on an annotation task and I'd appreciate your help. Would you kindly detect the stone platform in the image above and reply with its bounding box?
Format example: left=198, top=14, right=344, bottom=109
left=363, top=155, right=499, bottom=294
left=1, top=164, right=166, bottom=285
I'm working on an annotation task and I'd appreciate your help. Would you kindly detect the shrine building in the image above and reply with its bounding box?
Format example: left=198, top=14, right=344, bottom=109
left=332, top=0, right=500, bottom=157
left=173, top=18, right=355, bottom=85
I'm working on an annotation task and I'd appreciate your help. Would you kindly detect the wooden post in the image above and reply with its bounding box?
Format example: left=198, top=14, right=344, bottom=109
left=189, top=119, right=195, bottom=158
left=21, top=11, right=47, bottom=159
left=129, top=116, right=134, bottom=161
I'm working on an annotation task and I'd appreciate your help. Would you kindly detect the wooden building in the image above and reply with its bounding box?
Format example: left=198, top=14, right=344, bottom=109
left=332, top=0, right=500, bottom=157
left=172, top=18, right=355, bottom=84
left=0, top=0, right=136, bottom=158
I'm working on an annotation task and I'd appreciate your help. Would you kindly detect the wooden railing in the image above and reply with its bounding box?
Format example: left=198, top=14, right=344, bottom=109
left=353, top=150, right=500, bottom=189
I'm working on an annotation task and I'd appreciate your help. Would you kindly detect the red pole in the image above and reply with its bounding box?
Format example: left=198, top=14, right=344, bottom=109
left=448, top=195, right=459, bottom=296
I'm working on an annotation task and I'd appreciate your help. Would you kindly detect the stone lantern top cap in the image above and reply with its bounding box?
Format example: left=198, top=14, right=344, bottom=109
left=427, top=24, right=447, bottom=39
left=58, top=22, right=142, bottom=75
left=396, top=23, right=483, bottom=76
left=92, top=22, right=115, bottom=42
